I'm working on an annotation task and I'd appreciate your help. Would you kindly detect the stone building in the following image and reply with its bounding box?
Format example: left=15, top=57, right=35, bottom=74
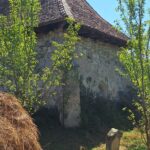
left=0, top=0, right=132, bottom=127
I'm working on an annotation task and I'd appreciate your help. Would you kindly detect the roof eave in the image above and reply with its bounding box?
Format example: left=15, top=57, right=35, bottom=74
left=36, top=21, right=128, bottom=47
left=79, top=25, right=128, bottom=47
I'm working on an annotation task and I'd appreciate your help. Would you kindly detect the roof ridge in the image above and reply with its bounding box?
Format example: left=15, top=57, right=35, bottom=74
left=58, top=0, right=74, bottom=18
left=0, top=0, right=128, bottom=46
left=84, top=0, right=114, bottom=29
left=84, top=0, right=128, bottom=40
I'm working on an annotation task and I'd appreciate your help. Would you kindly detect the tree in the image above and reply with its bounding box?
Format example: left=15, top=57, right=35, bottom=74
left=51, top=18, right=80, bottom=125
left=0, top=0, right=42, bottom=113
left=0, top=0, right=80, bottom=115
left=116, top=0, right=150, bottom=149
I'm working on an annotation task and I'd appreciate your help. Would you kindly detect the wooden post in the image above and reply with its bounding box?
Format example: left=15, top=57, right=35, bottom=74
left=106, top=128, right=123, bottom=150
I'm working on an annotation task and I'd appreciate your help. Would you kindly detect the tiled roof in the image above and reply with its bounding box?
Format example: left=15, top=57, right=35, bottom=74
left=66, top=0, right=128, bottom=43
left=0, top=0, right=128, bottom=46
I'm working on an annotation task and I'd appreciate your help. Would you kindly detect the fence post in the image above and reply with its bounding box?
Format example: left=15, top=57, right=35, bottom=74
left=106, top=128, right=123, bottom=150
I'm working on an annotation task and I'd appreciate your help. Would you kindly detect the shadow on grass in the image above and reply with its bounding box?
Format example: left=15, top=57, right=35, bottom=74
left=33, top=87, right=134, bottom=150
left=33, top=108, right=107, bottom=150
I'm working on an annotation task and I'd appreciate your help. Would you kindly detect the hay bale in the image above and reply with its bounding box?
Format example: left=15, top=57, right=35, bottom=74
left=0, top=92, right=42, bottom=150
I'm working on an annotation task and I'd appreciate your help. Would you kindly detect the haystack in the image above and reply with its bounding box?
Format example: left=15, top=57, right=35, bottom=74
left=0, top=92, right=42, bottom=150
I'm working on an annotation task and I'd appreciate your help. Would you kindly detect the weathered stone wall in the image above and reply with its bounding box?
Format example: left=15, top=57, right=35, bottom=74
left=77, top=38, right=131, bottom=100
left=36, top=29, right=131, bottom=127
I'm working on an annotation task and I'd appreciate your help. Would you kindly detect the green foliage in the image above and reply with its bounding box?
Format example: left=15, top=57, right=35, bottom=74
left=0, top=0, right=42, bottom=113
left=51, top=18, right=80, bottom=73
left=80, top=86, right=132, bottom=131
left=41, top=18, right=80, bottom=97
left=121, top=129, right=147, bottom=150
left=0, top=0, right=80, bottom=115
left=117, top=0, right=150, bottom=149
left=41, top=18, right=80, bottom=90
left=51, top=17, right=80, bottom=125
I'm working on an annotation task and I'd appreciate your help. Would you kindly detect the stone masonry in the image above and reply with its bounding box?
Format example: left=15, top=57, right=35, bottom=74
left=36, top=29, right=131, bottom=127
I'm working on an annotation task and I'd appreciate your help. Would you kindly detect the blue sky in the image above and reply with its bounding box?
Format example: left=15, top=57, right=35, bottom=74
left=87, top=0, right=150, bottom=25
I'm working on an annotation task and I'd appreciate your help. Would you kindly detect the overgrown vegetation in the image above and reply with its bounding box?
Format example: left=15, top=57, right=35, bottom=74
left=80, top=86, right=132, bottom=131
left=121, top=129, right=146, bottom=150
left=0, top=0, right=80, bottom=115
left=51, top=18, right=80, bottom=125
left=92, top=129, right=146, bottom=150
left=116, top=0, right=150, bottom=149
left=0, top=0, right=42, bottom=113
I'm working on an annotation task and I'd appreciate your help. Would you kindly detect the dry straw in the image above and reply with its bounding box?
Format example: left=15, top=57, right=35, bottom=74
left=0, top=92, right=42, bottom=150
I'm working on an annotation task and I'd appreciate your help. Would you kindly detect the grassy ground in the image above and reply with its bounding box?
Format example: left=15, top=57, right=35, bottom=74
left=38, top=121, right=146, bottom=150
left=92, top=129, right=146, bottom=150
left=38, top=119, right=146, bottom=150
left=39, top=124, right=107, bottom=150
left=35, top=109, right=146, bottom=150
left=34, top=107, right=107, bottom=150
left=120, top=129, right=146, bottom=150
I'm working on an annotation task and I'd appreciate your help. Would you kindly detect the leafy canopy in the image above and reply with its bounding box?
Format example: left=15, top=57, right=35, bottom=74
left=117, top=0, right=150, bottom=149
left=0, top=0, right=80, bottom=114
